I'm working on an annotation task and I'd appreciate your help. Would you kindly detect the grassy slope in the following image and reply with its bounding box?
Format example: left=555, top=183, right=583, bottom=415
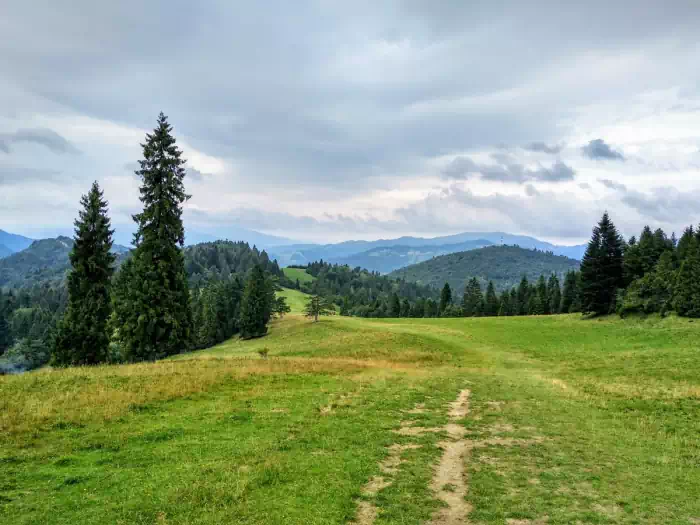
left=282, top=267, right=315, bottom=284
left=2, top=314, right=699, bottom=524
left=277, top=287, right=308, bottom=314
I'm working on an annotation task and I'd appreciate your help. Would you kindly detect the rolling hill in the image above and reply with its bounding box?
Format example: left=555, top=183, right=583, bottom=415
left=336, top=239, right=492, bottom=274
left=389, top=245, right=580, bottom=294
left=0, top=244, right=12, bottom=259
left=269, top=231, right=586, bottom=268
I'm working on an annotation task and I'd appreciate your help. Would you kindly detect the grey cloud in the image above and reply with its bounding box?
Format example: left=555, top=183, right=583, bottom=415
left=441, top=156, right=479, bottom=179
left=598, top=178, right=627, bottom=191
left=621, top=187, right=700, bottom=223
left=524, top=184, right=539, bottom=197
left=524, top=142, right=563, bottom=154
left=444, top=155, right=575, bottom=183
left=0, top=165, right=62, bottom=185
left=578, top=182, right=591, bottom=190
left=582, top=139, right=624, bottom=161
left=0, top=128, right=79, bottom=155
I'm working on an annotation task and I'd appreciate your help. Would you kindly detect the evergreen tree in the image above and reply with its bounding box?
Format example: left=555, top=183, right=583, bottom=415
left=498, top=291, right=510, bottom=316
left=0, top=291, right=11, bottom=355
left=673, top=238, right=700, bottom=317
left=461, top=278, right=483, bottom=317
left=561, top=271, right=578, bottom=313
left=401, top=298, right=411, bottom=318
left=390, top=292, right=401, bottom=317
left=53, top=182, right=115, bottom=366
left=547, top=274, right=562, bottom=314
left=239, top=265, right=270, bottom=338
left=483, top=281, right=499, bottom=316
left=112, top=113, right=193, bottom=360
left=304, top=294, right=336, bottom=322
left=424, top=298, right=438, bottom=318
left=516, top=276, right=530, bottom=315
left=536, top=275, right=549, bottom=315
left=439, top=282, right=453, bottom=315
left=579, top=212, right=624, bottom=315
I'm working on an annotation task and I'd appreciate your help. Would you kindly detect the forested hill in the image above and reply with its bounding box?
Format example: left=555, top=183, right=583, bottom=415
left=335, top=239, right=492, bottom=274
left=389, top=245, right=580, bottom=294
left=0, top=238, right=281, bottom=289
left=184, top=241, right=283, bottom=287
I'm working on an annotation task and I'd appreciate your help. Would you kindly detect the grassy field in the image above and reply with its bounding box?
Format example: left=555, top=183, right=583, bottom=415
left=2, top=312, right=700, bottom=524
left=282, top=267, right=315, bottom=284
left=276, top=287, right=308, bottom=314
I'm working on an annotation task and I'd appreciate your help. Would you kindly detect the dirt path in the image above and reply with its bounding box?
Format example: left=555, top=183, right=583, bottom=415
left=428, top=389, right=472, bottom=525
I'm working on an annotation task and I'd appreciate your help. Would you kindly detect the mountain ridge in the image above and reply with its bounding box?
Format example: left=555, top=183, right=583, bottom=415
left=389, top=245, right=580, bottom=294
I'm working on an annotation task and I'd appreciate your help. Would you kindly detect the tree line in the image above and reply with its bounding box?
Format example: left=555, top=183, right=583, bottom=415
left=1, top=113, right=285, bottom=371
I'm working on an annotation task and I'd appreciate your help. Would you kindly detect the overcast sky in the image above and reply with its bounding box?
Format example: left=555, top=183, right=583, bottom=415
left=2, top=1, right=700, bottom=245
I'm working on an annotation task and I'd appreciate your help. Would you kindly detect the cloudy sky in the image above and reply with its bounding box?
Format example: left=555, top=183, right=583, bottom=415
left=2, top=1, right=700, bottom=245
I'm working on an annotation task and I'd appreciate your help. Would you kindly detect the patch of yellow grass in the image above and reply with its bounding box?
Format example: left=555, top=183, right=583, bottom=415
left=0, top=357, right=380, bottom=436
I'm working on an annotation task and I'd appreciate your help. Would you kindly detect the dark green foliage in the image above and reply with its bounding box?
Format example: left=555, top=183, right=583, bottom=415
left=424, top=299, right=438, bottom=318
left=192, top=277, right=244, bottom=348
left=390, top=245, right=579, bottom=295
left=239, top=265, right=271, bottom=338
left=579, top=212, right=624, bottom=315
left=621, top=251, right=676, bottom=316
left=547, top=274, right=562, bottom=314
left=461, top=277, right=483, bottom=317
left=439, top=282, right=453, bottom=315
left=304, top=294, right=336, bottom=322
left=0, top=291, right=11, bottom=355
left=516, top=276, right=530, bottom=315
left=536, top=275, right=549, bottom=315
left=483, top=281, right=499, bottom=316
left=390, top=292, right=401, bottom=317
left=672, top=239, right=700, bottom=317
left=185, top=241, right=282, bottom=288
left=300, top=260, right=436, bottom=318
left=401, top=298, right=411, bottom=318
left=112, top=113, right=193, bottom=361
left=53, top=182, right=115, bottom=366
left=560, top=271, right=579, bottom=313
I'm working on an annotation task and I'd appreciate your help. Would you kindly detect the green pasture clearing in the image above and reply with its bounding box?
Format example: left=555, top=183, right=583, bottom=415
left=2, top=314, right=699, bottom=524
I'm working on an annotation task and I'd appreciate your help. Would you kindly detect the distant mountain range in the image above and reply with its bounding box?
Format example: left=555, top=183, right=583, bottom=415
left=0, top=236, right=130, bottom=288
left=269, top=232, right=587, bottom=272
left=389, top=245, right=581, bottom=294
left=0, top=230, right=34, bottom=258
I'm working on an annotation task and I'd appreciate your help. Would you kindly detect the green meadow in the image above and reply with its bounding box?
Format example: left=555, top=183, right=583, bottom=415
left=282, top=267, right=316, bottom=284
left=2, top=299, right=699, bottom=524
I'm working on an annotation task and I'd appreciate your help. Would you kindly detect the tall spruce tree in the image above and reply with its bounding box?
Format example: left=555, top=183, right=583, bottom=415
left=673, top=238, right=700, bottom=317
left=579, top=212, right=624, bottom=315
left=112, top=113, right=193, bottom=360
left=53, top=182, right=115, bottom=366
left=439, top=282, right=453, bottom=315
left=239, top=264, right=271, bottom=337
left=560, top=270, right=578, bottom=313
left=547, top=274, right=562, bottom=314
left=484, top=281, right=499, bottom=316
left=462, top=278, right=483, bottom=317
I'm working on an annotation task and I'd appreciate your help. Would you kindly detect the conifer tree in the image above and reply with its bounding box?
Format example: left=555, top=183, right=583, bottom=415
left=560, top=271, right=578, bottom=313
left=462, top=278, right=483, bottom=317
left=579, top=212, right=624, bottom=315
left=498, top=291, right=510, bottom=316
left=439, top=282, right=453, bottom=315
left=673, top=238, right=700, bottom=317
left=516, top=276, right=530, bottom=315
left=239, top=264, right=271, bottom=338
left=112, top=113, right=193, bottom=360
left=401, top=298, right=411, bottom=318
left=547, top=274, right=562, bottom=314
left=484, top=281, right=499, bottom=316
left=536, top=275, right=549, bottom=315
left=53, top=182, right=115, bottom=366
left=0, top=291, right=12, bottom=355
left=390, top=292, right=401, bottom=317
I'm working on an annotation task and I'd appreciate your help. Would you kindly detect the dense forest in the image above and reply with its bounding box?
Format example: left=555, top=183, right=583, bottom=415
left=389, top=245, right=580, bottom=294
